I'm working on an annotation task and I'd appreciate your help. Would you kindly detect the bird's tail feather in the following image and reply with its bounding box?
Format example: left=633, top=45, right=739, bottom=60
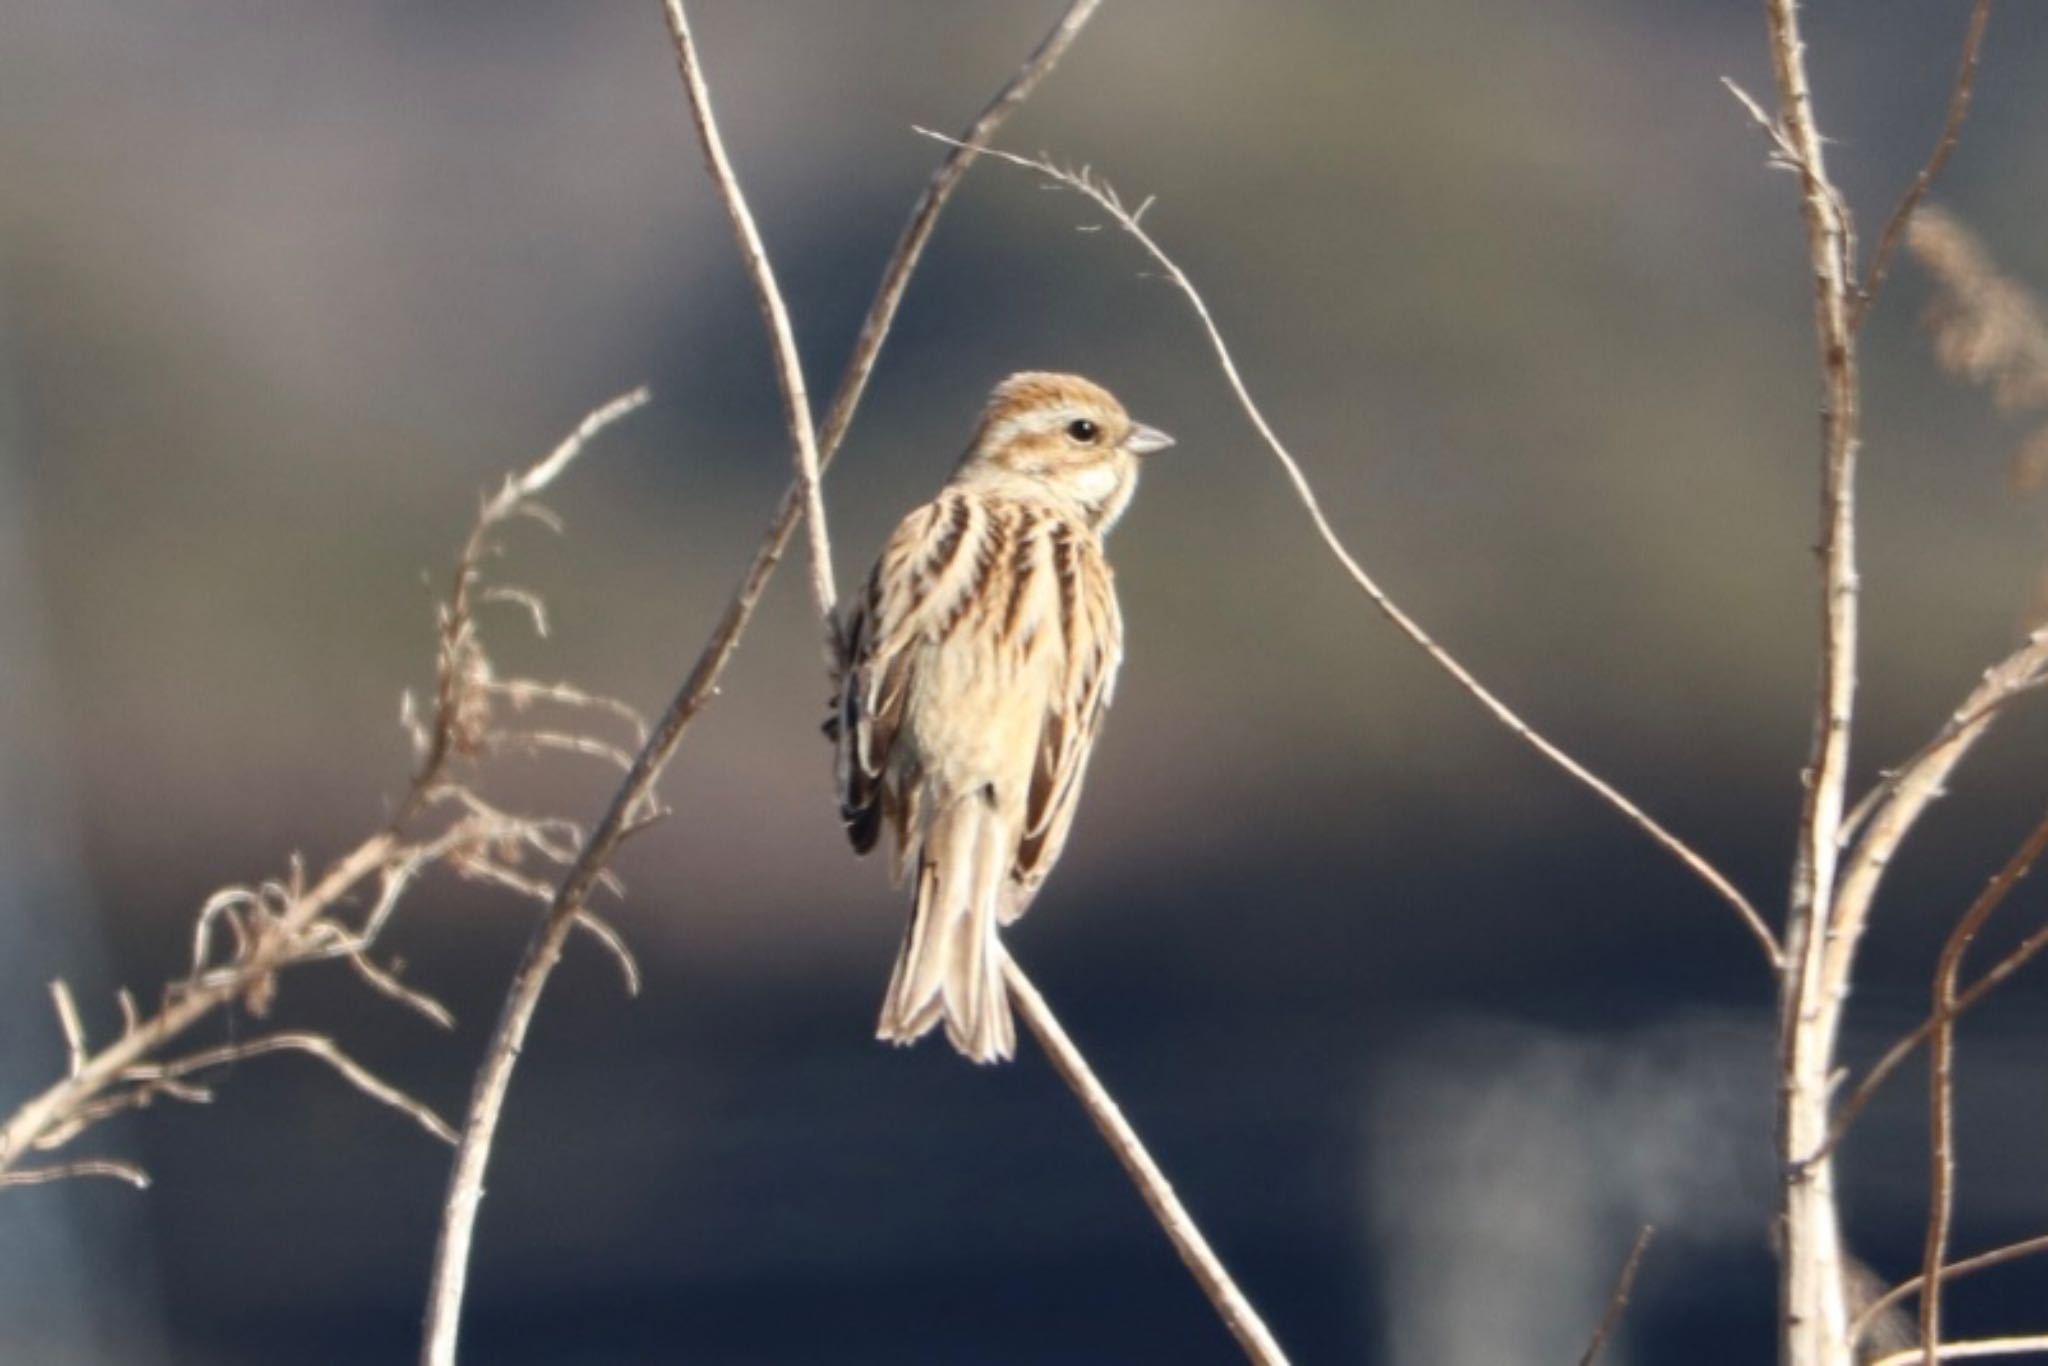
left=877, top=798, right=1014, bottom=1063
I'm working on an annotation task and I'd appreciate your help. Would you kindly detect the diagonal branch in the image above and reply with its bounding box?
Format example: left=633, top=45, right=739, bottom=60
left=1871, top=1337, right=2048, bottom=1366
left=1855, top=1233, right=2048, bottom=1345
left=662, top=0, right=836, bottom=645
left=416, top=6, right=1103, bottom=1362
left=1918, top=802, right=2048, bottom=1357
left=1853, top=0, right=1996, bottom=329
left=925, top=134, right=1780, bottom=970
left=1825, top=631, right=2048, bottom=1029
left=1818, top=909, right=2048, bottom=1179
left=1578, top=1225, right=1656, bottom=1366
left=1004, top=959, right=1289, bottom=1365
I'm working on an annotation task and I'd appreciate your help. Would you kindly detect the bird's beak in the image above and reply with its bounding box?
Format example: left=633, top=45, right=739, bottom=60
left=1125, top=422, right=1175, bottom=456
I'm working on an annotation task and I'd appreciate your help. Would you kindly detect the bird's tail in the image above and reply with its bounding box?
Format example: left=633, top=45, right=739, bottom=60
left=877, top=796, right=1015, bottom=1063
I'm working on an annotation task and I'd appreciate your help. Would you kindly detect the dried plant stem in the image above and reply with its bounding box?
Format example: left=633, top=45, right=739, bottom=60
left=1747, top=0, right=1865, bottom=1356
left=1578, top=1226, right=1656, bottom=1366
left=1853, top=0, right=1995, bottom=327
left=417, top=6, right=1101, bottom=1362
left=926, top=131, right=1779, bottom=969
left=660, top=0, right=836, bottom=642
left=0, top=1159, right=151, bottom=1190
left=1, top=379, right=645, bottom=1188
left=1825, top=911, right=2048, bottom=1167
left=1916, top=805, right=2048, bottom=1358
left=0, top=832, right=396, bottom=1177
left=1855, top=1233, right=2048, bottom=1344
left=1870, top=1337, right=2048, bottom=1366
left=1003, top=959, right=1288, bottom=1365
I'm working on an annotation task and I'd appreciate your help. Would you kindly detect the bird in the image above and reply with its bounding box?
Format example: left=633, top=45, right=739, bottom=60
left=829, top=372, right=1173, bottom=1063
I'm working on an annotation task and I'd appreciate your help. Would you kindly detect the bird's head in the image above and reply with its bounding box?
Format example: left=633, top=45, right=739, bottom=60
left=957, top=371, right=1173, bottom=532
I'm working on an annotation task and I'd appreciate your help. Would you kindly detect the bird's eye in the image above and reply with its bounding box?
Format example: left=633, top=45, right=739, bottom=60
left=1066, top=418, right=1100, bottom=444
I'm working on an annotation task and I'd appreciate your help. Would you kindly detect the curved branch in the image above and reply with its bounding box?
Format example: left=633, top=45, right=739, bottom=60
left=928, top=135, right=1780, bottom=970
left=1853, top=0, right=1996, bottom=329
left=1004, top=959, right=1289, bottom=1365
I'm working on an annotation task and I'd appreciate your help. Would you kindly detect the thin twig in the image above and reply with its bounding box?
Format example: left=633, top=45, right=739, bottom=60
left=0, top=1159, right=151, bottom=1190
left=1578, top=1225, right=1656, bottom=1366
left=661, top=0, right=836, bottom=648
left=503, top=388, right=651, bottom=507
left=132, top=1033, right=457, bottom=1146
left=1918, top=805, right=2048, bottom=1359
left=1871, top=1337, right=2048, bottom=1366
left=49, top=982, right=87, bottom=1079
left=925, top=131, right=1780, bottom=970
left=1857, top=1235, right=2048, bottom=1344
left=0, top=832, right=399, bottom=1176
left=1853, top=0, right=1996, bottom=329
left=1827, top=632, right=2048, bottom=1044
left=416, top=8, right=1101, bottom=1362
left=1003, top=958, right=1288, bottom=1365
left=1823, top=909, right=2048, bottom=1165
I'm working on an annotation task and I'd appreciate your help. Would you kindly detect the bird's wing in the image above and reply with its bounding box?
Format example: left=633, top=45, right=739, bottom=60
left=834, top=493, right=978, bottom=862
left=1010, top=521, right=1123, bottom=916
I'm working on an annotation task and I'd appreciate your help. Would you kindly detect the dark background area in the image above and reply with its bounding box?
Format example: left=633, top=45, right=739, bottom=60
left=6, top=2, right=2048, bottom=1361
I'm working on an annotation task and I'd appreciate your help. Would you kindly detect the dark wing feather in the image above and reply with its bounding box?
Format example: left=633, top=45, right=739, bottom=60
left=1010, top=526, right=1121, bottom=913
left=833, top=498, right=952, bottom=857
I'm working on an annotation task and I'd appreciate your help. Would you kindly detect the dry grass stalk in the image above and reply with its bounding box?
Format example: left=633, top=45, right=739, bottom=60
left=662, top=0, right=837, bottom=649
left=1577, top=1226, right=1656, bottom=1366
left=1854, top=1, right=1995, bottom=326
left=1003, top=960, right=1289, bottom=1365
left=1856, top=1234, right=2048, bottom=1345
left=1917, top=806, right=2048, bottom=1354
left=1870, top=1336, right=2048, bottom=1366
left=417, top=5, right=1105, bottom=1363
left=0, top=390, right=651, bottom=1192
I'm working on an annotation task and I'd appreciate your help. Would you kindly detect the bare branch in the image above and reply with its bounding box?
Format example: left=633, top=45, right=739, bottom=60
left=500, top=387, right=651, bottom=508
left=341, top=947, right=458, bottom=1031
left=417, top=7, right=1101, bottom=1361
left=1757, top=0, right=1865, bottom=1358
left=1871, top=1337, right=2048, bottom=1366
left=1813, top=838, right=2048, bottom=1168
left=1827, top=632, right=2048, bottom=1024
left=130, top=1033, right=457, bottom=1146
left=1857, top=1235, right=2048, bottom=1346
left=49, top=981, right=87, bottom=1079
left=1004, top=957, right=1288, bottom=1365
left=0, top=830, right=401, bottom=1178
left=0, top=1159, right=151, bottom=1191
left=925, top=132, right=1780, bottom=970
left=1919, top=804, right=2048, bottom=1358
left=661, top=0, right=837, bottom=649
left=1854, top=0, right=1996, bottom=328
left=1578, top=1226, right=1656, bottom=1366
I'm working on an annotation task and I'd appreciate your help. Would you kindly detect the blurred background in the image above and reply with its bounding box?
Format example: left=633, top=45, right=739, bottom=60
left=5, top=1, right=2048, bottom=1361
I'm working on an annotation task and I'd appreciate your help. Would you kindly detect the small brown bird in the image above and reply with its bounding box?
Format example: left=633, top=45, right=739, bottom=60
left=831, top=372, right=1172, bottom=1062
